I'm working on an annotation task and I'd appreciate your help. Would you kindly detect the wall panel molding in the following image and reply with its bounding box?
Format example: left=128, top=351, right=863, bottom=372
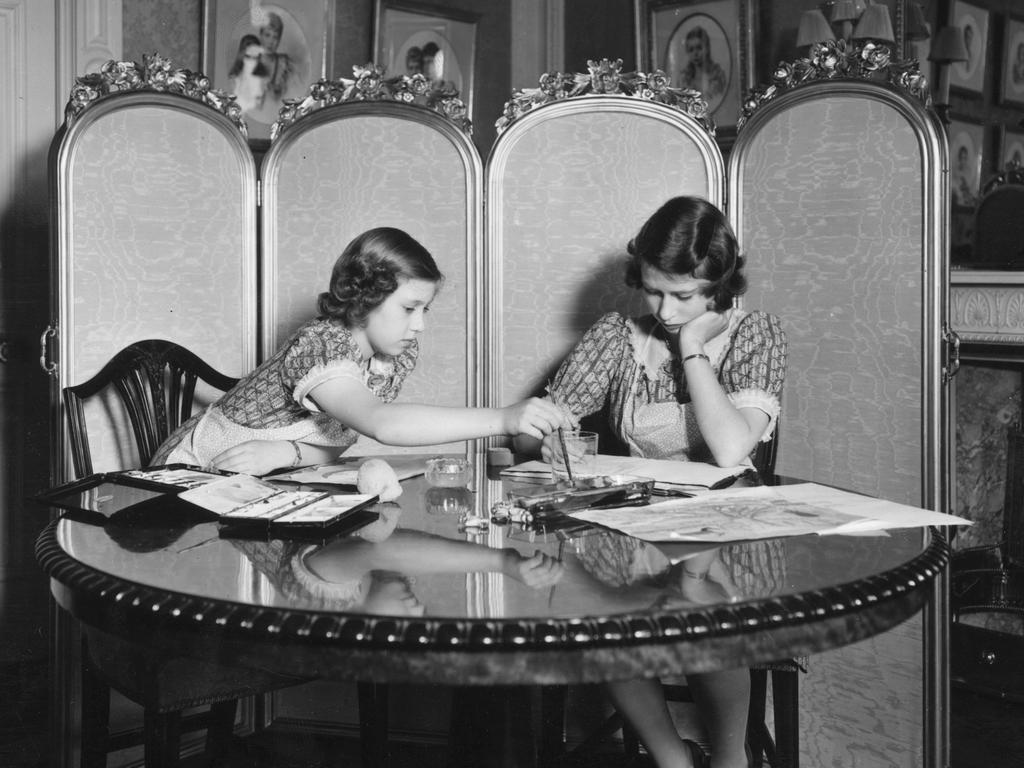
left=57, top=0, right=121, bottom=108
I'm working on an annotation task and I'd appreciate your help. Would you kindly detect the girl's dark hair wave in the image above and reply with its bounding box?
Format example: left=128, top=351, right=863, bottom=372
left=624, top=196, right=746, bottom=311
left=318, top=228, right=443, bottom=326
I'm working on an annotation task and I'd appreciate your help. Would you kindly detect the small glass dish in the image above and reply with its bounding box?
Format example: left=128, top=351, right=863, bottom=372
left=425, top=456, right=472, bottom=488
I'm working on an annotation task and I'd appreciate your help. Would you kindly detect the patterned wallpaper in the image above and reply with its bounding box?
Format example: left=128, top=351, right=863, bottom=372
left=123, top=0, right=201, bottom=69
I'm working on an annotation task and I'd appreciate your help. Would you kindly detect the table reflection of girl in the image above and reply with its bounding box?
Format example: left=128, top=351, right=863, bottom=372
left=228, top=34, right=268, bottom=116
left=231, top=505, right=565, bottom=614
left=517, top=197, right=787, bottom=768
left=563, top=532, right=792, bottom=768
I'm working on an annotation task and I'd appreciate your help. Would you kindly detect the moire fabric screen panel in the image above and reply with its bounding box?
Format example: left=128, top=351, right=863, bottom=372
left=732, top=85, right=945, bottom=509
left=54, top=95, right=257, bottom=474
left=485, top=98, right=723, bottom=410
left=261, top=105, right=481, bottom=454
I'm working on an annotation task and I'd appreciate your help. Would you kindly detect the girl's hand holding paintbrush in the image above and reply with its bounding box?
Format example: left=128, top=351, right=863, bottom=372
left=539, top=386, right=581, bottom=467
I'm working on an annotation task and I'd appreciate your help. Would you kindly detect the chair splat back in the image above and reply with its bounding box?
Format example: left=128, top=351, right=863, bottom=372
left=62, top=339, right=238, bottom=477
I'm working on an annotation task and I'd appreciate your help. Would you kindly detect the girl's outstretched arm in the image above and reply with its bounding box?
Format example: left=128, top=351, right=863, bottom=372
left=309, top=375, right=570, bottom=446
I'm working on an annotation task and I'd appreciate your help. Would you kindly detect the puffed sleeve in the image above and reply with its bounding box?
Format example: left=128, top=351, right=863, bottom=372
left=550, top=313, right=630, bottom=420
left=721, top=312, right=787, bottom=441
left=282, top=324, right=367, bottom=410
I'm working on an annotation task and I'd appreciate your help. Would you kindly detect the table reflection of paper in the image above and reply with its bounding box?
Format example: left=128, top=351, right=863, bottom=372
left=272, top=456, right=430, bottom=486
left=501, top=455, right=747, bottom=488
left=570, top=483, right=973, bottom=543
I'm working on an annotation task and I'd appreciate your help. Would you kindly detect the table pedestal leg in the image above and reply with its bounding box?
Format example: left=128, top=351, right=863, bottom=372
left=448, top=686, right=537, bottom=768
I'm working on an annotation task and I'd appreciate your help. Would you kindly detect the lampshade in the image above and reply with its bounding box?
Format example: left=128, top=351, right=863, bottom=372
left=853, top=3, right=895, bottom=43
left=906, top=1, right=931, bottom=42
left=929, top=25, right=969, bottom=63
left=831, top=0, right=864, bottom=23
left=797, top=9, right=835, bottom=47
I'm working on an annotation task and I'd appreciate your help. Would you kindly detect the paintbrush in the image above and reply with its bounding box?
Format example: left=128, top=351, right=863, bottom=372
left=548, top=535, right=567, bottom=609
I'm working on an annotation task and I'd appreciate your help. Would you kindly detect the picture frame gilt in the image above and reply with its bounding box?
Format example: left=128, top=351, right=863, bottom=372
left=373, top=0, right=479, bottom=120
left=202, top=0, right=335, bottom=142
left=948, top=0, right=989, bottom=97
left=634, top=0, right=757, bottom=138
left=1000, top=12, right=1024, bottom=109
left=998, top=124, right=1024, bottom=169
left=949, top=114, right=986, bottom=208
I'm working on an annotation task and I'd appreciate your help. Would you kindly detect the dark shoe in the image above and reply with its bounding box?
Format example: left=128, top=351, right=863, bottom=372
left=683, top=739, right=709, bottom=768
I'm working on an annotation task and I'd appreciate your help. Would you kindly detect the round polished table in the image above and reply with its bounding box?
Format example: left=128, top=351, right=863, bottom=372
left=37, top=465, right=948, bottom=683
left=37, top=462, right=949, bottom=766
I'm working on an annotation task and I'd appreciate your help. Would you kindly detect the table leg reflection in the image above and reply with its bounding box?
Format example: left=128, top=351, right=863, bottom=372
left=448, top=686, right=538, bottom=768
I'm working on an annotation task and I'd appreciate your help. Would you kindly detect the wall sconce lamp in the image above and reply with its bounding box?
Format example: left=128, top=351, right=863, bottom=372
left=796, top=0, right=898, bottom=49
left=928, top=25, right=969, bottom=122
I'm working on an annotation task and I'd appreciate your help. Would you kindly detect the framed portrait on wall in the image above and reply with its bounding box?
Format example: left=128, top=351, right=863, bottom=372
left=1000, top=13, right=1024, bottom=109
left=634, top=0, right=757, bottom=135
left=202, top=0, right=335, bottom=141
left=999, top=125, right=1024, bottom=169
left=948, top=0, right=989, bottom=96
left=949, top=116, right=985, bottom=208
left=373, top=1, right=479, bottom=119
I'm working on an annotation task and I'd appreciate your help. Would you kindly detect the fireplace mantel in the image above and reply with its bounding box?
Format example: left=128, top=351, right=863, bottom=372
left=951, top=271, right=1024, bottom=357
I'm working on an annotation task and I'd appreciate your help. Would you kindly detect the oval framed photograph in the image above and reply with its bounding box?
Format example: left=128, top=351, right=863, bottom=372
left=374, top=2, right=479, bottom=119
left=636, top=0, right=758, bottom=139
left=203, top=0, right=333, bottom=142
left=1000, top=14, right=1024, bottom=109
left=1000, top=127, right=1024, bottom=169
left=949, top=0, right=989, bottom=96
left=393, top=30, right=464, bottom=94
left=663, top=12, right=733, bottom=115
left=949, top=118, right=984, bottom=208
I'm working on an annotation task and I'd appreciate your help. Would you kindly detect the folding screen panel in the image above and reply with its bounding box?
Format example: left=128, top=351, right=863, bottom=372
left=261, top=100, right=481, bottom=454
left=732, top=70, right=947, bottom=510
left=485, top=81, right=723, bottom=418
left=50, top=61, right=258, bottom=476
left=47, top=60, right=260, bottom=766
left=729, top=51, right=949, bottom=768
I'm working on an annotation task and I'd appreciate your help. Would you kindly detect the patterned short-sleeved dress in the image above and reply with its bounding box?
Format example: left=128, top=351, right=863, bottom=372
left=152, top=318, right=417, bottom=467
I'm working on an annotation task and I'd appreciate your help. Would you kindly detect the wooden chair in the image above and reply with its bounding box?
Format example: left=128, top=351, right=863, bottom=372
left=969, top=163, right=1024, bottom=270
left=950, top=422, right=1024, bottom=705
left=62, top=339, right=238, bottom=479
left=62, top=339, right=304, bottom=767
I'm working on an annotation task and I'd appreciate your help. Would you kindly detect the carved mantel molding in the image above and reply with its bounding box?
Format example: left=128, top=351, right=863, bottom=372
left=950, top=271, right=1024, bottom=346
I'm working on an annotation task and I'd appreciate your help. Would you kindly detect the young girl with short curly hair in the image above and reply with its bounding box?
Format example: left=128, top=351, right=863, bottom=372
left=155, top=227, right=567, bottom=475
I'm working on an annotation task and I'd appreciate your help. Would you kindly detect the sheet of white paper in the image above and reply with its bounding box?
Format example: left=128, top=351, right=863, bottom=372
left=568, top=483, right=972, bottom=543
left=501, top=455, right=747, bottom=488
left=769, top=483, right=973, bottom=531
